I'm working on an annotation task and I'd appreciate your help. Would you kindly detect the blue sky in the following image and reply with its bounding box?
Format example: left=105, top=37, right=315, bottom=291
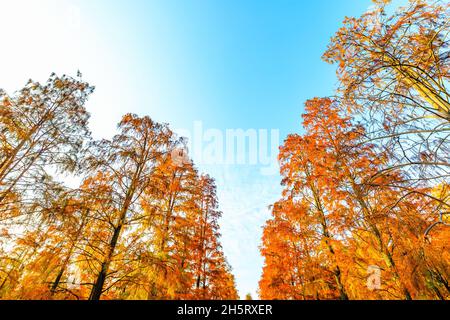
left=0, top=0, right=404, bottom=298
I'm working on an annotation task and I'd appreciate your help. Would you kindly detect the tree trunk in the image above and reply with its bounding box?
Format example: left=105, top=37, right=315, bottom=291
left=89, top=223, right=123, bottom=300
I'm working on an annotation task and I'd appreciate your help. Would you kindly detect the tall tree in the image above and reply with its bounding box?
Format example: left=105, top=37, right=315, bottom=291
left=82, top=114, right=177, bottom=300
left=323, top=0, right=450, bottom=225
left=0, top=76, right=238, bottom=301
left=260, top=97, right=449, bottom=300
left=0, top=74, right=92, bottom=214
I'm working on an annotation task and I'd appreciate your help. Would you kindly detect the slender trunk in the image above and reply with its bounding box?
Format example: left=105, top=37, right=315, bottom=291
left=50, top=269, right=65, bottom=293
left=88, top=160, right=140, bottom=301
left=196, top=198, right=206, bottom=292
left=0, top=275, right=9, bottom=293
left=308, top=177, right=349, bottom=300
left=352, top=181, right=412, bottom=300
left=89, top=223, right=123, bottom=300
left=431, top=283, right=445, bottom=300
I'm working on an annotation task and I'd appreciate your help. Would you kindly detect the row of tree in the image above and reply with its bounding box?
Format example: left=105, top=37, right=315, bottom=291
left=0, top=74, right=238, bottom=300
left=260, top=0, right=449, bottom=300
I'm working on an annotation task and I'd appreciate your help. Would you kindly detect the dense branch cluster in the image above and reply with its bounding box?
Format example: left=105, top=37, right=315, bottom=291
left=0, top=75, right=238, bottom=300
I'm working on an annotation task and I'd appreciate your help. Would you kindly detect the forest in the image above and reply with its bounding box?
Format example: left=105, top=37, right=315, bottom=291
left=0, top=75, right=238, bottom=300
left=0, top=0, right=449, bottom=300
left=259, top=0, right=450, bottom=300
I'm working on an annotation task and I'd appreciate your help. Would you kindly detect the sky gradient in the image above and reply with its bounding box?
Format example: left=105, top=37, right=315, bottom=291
left=0, top=0, right=403, bottom=298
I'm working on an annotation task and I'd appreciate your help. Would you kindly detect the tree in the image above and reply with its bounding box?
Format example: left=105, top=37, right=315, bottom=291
left=0, top=76, right=238, bottom=300
left=80, top=114, right=178, bottom=300
left=0, top=74, right=93, bottom=299
left=0, top=74, right=92, bottom=217
left=190, top=175, right=238, bottom=300
left=323, top=0, right=450, bottom=228
left=260, top=97, right=449, bottom=300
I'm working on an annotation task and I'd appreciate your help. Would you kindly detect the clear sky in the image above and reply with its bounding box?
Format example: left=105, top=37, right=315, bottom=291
left=0, top=0, right=401, bottom=298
